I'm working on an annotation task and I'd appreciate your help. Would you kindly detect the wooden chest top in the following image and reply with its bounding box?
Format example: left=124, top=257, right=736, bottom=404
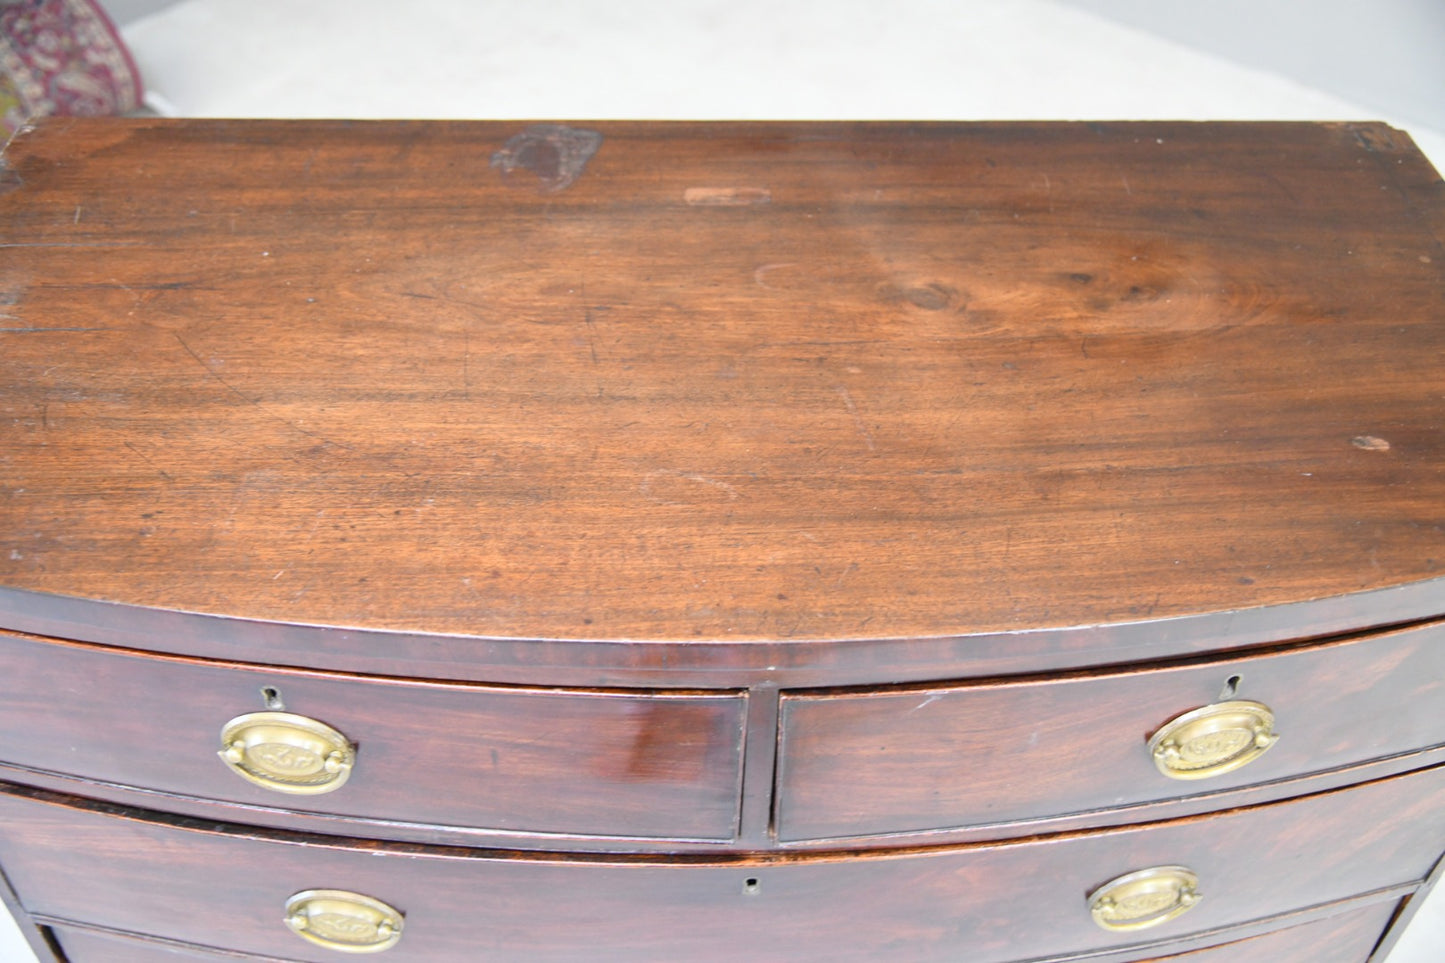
left=0, top=119, right=1442, bottom=671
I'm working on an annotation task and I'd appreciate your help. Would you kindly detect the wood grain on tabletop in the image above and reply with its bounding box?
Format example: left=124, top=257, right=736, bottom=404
left=2, top=763, right=1443, bottom=962
left=0, top=119, right=1442, bottom=646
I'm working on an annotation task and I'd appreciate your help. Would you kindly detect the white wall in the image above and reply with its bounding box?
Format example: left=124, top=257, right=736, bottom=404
left=1059, top=0, right=1445, bottom=131
left=98, top=0, right=179, bottom=26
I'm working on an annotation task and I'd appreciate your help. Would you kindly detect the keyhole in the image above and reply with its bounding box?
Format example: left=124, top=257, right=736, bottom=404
left=261, top=686, right=285, bottom=710
left=1219, top=675, right=1242, bottom=700
left=743, top=878, right=761, bottom=895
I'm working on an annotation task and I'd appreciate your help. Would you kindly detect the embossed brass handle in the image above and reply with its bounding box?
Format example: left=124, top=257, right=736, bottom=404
left=1148, top=699, right=1279, bottom=780
left=285, top=890, right=403, bottom=953
left=218, top=711, right=356, bottom=795
left=1088, top=866, right=1201, bottom=932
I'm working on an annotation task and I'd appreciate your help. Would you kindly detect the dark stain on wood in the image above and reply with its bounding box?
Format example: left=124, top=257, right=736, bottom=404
left=491, top=123, right=602, bottom=192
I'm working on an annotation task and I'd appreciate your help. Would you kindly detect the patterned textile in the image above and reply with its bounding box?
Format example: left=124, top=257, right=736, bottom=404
left=1, top=0, right=142, bottom=134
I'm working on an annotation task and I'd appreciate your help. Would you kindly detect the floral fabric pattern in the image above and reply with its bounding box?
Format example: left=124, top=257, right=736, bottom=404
left=1, top=0, right=142, bottom=134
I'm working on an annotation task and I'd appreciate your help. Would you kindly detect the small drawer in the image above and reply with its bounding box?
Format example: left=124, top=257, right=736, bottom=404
left=4, top=764, right=1445, bottom=962
left=776, top=619, right=1445, bottom=840
left=0, top=632, right=746, bottom=841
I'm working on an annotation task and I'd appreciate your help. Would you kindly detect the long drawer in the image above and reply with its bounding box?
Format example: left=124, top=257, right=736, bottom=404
left=0, top=632, right=746, bottom=841
left=1134, top=899, right=1400, bottom=963
left=4, top=765, right=1444, bottom=962
left=39, top=897, right=1406, bottom=963
left=777, top=619, right=1445, bottom=840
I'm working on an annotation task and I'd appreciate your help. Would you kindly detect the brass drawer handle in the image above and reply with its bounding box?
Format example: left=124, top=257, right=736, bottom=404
left=1088, top=866, right=1201, bottom=932
left=218, top=711, right=357, bottom=795
left=285, top=890, right=403, bottom=953
left=1148, top=699, right=1279, bottom=780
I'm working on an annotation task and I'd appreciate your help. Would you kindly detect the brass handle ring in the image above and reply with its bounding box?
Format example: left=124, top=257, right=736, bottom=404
left=1148, top=699, right=1278, bottom=780
left=218, top=711, right=356, bottom=795
left=285, top=890, right=403, bottom=953
left=1088, top=866, right=1201, bottom=932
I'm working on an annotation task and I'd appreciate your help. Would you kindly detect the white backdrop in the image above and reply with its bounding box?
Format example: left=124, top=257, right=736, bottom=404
left=119, top=0, right=1443, bottom=168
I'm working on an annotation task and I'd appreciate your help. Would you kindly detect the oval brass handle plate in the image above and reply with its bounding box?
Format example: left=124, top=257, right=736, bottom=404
left=1148, top=699, right=1279, bottom=780
left=1088, top=866, right=1201, bottom=932
left=218, top=711, right=356, bottom=795
left=285, top=890, right=403, bottom=953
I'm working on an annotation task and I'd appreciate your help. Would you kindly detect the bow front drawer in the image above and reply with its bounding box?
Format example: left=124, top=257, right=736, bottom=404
left=2, top=764, right=1443, bottom=962
left=38, top=898, right=1408, bottom=963
left=776, top=619, right=1445, bottom=841
left=0, top=632, right=746, bottom=842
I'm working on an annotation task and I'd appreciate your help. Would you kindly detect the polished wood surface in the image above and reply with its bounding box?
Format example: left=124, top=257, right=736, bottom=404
left=3, top=765, right=1444, bottom=963
left=2, top=119, right=1443, bottom=962
left=37, top=896, right=1406, bottom=963
left=7, top=618, right=1445, bottom=850
left=51, top=927, right=234, bottom=962
left=8, top=705, right=1445, bottom=855
left=777, top=618, right=1445, bottom=840
left=0, top=631, right=746, bottom=842
left=1135, top=899, right=1399, bottom=963
left=2, top=119, right=1443, bottom=678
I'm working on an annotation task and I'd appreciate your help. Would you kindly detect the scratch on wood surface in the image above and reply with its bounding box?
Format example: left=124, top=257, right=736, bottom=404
left=685, top=187, right=772, bottom=207
left=583, top=305, right=600, bottom=365
left=173, top=332, right=354, bottom=451
left=753, top=262, right=796, bottom=287
left=0, top=242, right=136, bottom=248
left=640, top=470, right=741, bottom=503
left=174, top=333, right=253, bottom=404
left=909, top=692, right=944, bottom=714
left=680, top=474, right=740, bottom=499
left=834, top=384, right=877, bottom=451
left=299, top=509, right=327, bottom=543
left=462, top=321, right=472, bottom=399
left=122, top=442, right=174, bottom=482
left=0, top=326, right=111, bottom=332
left=1262, top=172, right=1299, bottom=204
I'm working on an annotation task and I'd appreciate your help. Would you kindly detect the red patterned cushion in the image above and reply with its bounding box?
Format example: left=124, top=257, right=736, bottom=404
left=1, top=0, right=143, bottom=134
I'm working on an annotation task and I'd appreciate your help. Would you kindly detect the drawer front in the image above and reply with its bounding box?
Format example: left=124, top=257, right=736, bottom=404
left=40, top=897, right=1404, bottom=963
left=4, top=766, right=1445, bottom=963
left=0, top=632, right=746, bottom=841
left=52, top=926, right=261, bottom=962
left=777, top=620, right=1445, bottom=840
left=1135, top=899, right=1399, bottom=963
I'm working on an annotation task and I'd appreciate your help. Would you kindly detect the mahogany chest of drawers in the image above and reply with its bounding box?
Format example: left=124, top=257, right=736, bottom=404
left=1, top=118, right=1443, bottom=961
